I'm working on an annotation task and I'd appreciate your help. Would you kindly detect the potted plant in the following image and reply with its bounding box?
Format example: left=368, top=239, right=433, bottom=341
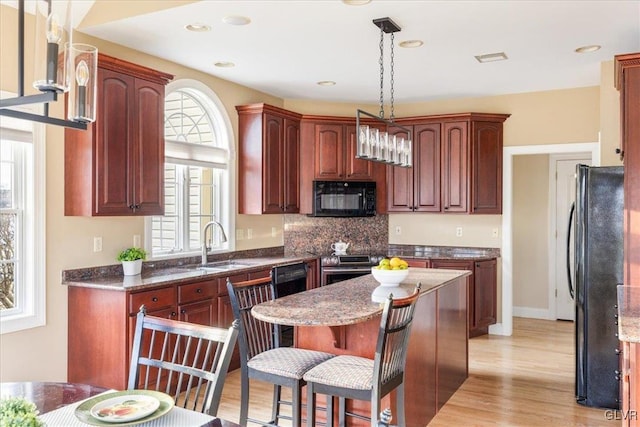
left=0, top=396, right=44, bottom=427
left=117, top=247, right=147, bottom=276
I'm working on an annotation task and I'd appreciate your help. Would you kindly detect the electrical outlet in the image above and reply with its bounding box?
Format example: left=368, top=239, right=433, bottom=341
left=236, top=229, right=244, bottom=240
left=395, top=226, right=402, bottom=235
left=456, top=227, right=463, bottom=237
left=492, top=228, right=499, bottom=238
left=93, top=237, right=103, bottom=252
left=271, top=227, right=277, bottom=237
left=133, top=234, right=141, bottom=247
left=247, top=228, right=253, bottom=239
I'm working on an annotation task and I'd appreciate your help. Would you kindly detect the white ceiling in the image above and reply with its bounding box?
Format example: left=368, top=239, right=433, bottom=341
left=11, top=0, right=640, bottom=104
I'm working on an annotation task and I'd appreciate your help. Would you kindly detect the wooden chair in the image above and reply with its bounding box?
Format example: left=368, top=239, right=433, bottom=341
left=128, top=306, right=239, bottom=416
left=227, top=276, right=335, bottom=427
left=304, top=284, right=422, bottom=427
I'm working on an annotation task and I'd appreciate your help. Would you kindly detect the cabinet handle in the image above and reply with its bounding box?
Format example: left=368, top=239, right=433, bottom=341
left=444, top=206, right=449, bottom=210
left=181, top=309, right=186, bottom=314
left=615, top=348, right=622, bottom=355
left=615, top=148, right=621, bottom=154
left=171, top=311, right=177, bottom=317
left=196, top=288, right=203, bottom=293
left=152, top=297, right=158, bottom=302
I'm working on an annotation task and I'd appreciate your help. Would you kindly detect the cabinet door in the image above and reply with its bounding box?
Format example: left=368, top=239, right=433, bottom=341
left=387, top=127, right=414, bottom=212
left=132, top=78, right=165, bottom=215
left=263, top=113, right=285, bottom=213
left=431, top=259, right=474, bottom=331
left=344, top=125, right=375, bottom=180
left=179, top=299, right=216, bottom=326
left=471, top=121, right=502, bottom=214
left=442, top=121, right=468, bottom=213
left=473, top=259, right=497, bottom=329
left=95, top=68, right=134, bottom=215
left=414, top=123, right=441, bottom=212
left=315, top=124, right=345, bottom=179
left=283, top=117, right=300, bottom=213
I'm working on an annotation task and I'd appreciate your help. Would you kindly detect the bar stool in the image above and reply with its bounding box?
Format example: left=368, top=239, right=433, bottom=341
left=227, top=276, right=335, bottom=426
left=304, top=284, right=421, bottom=427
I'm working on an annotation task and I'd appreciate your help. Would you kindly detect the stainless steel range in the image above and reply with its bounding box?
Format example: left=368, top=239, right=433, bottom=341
left=320, top=254, right=386, bottom=286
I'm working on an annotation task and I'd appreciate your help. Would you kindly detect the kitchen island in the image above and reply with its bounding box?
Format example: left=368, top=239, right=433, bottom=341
left=252, top=268, right=471, bottom=427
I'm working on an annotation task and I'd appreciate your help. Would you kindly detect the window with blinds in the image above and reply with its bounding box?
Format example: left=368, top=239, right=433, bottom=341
left=149, top=83, right=231, bottom=257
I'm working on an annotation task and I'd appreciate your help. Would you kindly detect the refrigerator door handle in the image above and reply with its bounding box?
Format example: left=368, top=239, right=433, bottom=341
left=566, top=202, right=575, bottom=300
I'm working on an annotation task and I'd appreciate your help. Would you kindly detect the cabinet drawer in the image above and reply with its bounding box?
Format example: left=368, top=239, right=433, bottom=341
left=129, top=286, right=175, bottom=314
left=178, top=281, right=217, bottom=305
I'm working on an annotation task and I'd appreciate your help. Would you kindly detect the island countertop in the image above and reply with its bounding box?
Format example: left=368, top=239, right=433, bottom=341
left=251, top=268, right=470, bottom=327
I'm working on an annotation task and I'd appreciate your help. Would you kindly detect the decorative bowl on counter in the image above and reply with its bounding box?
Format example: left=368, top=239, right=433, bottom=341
left=370, top=267, right=410, bottom=302
left=370, top=267, right=409, bottom=287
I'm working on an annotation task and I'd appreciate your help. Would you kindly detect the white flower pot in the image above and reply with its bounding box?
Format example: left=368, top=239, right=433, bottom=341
left=122, top=259, right=143, bottom=276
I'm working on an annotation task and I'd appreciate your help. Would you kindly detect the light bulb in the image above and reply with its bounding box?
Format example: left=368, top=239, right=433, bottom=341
left=76, top=60, right=89, bottom=86
left=46, top=13, right=62, bottom=44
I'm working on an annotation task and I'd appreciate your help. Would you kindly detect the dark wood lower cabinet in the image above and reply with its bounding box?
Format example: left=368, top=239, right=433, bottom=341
left=429, top=258, right=497, bottom=337
left=68, top=268, right=275, bottom=390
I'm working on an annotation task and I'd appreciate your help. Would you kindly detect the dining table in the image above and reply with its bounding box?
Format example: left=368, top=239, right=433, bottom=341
left=0, top=382, right=240, bottom=427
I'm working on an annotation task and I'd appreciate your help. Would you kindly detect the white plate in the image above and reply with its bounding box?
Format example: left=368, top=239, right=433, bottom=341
left=90, top=394, right=161, bottom=423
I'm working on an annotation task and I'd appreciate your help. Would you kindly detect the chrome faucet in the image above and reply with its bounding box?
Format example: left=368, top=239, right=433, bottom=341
left=201, top=220, right=228, bottom=265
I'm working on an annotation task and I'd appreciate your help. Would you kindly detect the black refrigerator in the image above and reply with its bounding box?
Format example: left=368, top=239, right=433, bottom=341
left=568, top=164, right=623, bottom=409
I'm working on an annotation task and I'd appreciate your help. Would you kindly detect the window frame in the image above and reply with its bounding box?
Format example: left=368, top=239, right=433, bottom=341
left=146, top=79, right=235, bottom=260
left=0, top=92, right=46, bottom=334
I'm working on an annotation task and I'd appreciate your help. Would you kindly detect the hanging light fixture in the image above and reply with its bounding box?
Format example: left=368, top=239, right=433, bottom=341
left=0, top=0, right=98, bottom=129
left=356, top=17, right=412, bottom=168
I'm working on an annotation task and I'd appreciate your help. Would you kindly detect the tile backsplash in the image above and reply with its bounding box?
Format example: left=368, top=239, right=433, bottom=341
left=284, top=214, right=388, bottom=256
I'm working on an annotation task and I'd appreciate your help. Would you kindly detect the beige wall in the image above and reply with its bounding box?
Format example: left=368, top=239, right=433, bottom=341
left=512, top=155, right=550, bottom=310
left=0, top=3, right=623, bottom=382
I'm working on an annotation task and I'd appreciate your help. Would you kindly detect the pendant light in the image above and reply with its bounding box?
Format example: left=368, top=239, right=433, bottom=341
left=356, top=17, right=413, bottom=168
left=0, top=0, right=98, bottom=129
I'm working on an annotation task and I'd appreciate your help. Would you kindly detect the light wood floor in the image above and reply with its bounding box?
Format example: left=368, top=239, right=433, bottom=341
left=216, top=318, right=618, bottom=426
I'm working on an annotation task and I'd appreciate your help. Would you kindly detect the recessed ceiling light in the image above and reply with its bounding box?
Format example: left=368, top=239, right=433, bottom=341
left=474, top=52, right=508, bottom=63
left=575, top=45, right=601, bottom=53
left=214, top=62, right=235, bottom=68
left=399, top=40, right=424, bottom=49
left=317, top=81, right=336, bottom=86
left=342, top=0, right=371, bottom=5
left=184, top=23, right=211, bottom=32
left=223, top=15, right=251, bottom=26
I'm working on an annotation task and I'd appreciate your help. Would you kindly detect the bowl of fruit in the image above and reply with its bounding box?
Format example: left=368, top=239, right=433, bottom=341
left=371, top=257, right=409, bottom=287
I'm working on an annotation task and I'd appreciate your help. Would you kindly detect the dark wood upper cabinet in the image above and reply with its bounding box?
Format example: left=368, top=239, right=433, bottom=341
left=299, top=115, right=387, bottom=214
left=236, top=104, right=301, bottom=214
left=387, top=113, right=509, bottom=214
left=64, top=54, right=172, bottom=216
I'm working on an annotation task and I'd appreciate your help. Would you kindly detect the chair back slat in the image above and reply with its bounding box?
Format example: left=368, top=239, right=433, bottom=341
left=128, top=307, right=239, bottom=416
left=227, top=277, right=279, bottom=361
left=373, top=284, right=421, bottom=390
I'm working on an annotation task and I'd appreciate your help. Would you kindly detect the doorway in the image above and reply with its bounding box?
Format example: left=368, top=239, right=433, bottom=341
left=549, top=155, right=591, bottom=321
left=494, top=142, right=599, bottom=336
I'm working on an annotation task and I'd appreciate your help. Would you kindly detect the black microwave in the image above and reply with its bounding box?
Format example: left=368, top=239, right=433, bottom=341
left=312, top=181, right=376, bottom=217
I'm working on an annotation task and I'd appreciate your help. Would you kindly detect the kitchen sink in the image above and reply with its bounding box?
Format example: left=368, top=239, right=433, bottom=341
left=197, top=260, right=256, bottom=272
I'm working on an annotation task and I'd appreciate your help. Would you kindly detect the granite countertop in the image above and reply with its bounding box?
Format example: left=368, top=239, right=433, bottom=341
left=251, top=268, right=471, bottom=327
left=62, top=256, right=316, bottom=292
left=617, top=285, right=640, bottom=343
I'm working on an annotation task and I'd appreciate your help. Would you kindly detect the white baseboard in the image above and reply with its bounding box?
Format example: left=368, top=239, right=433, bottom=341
left=513, top=306, right=551, bottom=319
left=488, top=323, right=510, bottom=336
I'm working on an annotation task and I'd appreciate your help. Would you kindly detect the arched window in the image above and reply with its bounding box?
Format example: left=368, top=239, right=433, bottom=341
left=147, top=80, right=234, bottom=258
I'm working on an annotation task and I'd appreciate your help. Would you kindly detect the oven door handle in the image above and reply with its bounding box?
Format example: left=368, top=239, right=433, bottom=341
left=321, top=267, right=373, bottom=274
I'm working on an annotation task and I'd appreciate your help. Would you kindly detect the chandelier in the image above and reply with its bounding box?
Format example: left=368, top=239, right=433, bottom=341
left=356, top=17, right=413, bottom=168
left=0, top=0, right=98, bottom=130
